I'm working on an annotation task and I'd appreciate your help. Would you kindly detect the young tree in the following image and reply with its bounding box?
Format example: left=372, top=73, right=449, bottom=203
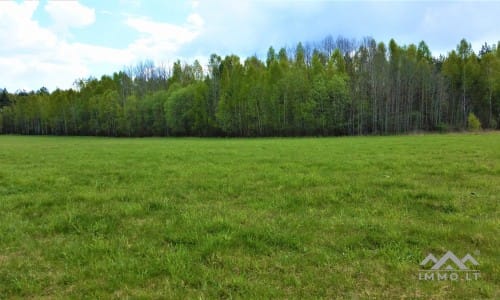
left=467, top=112, right=481, bottom=130
left=479, top=50, right=500, bottom=128
left=0, top=88, right=10, bottom=108
left=165, top=82, right=208, bottom=135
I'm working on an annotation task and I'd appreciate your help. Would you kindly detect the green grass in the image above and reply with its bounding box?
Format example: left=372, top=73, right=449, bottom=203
left=0, top=133, right=498, bottom=299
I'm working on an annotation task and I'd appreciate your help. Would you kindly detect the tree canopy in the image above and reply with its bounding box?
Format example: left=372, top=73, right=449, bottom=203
left=1, top=36, right=499, bottom=136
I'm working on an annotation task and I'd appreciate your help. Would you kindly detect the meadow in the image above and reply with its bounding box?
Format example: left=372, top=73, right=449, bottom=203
left=0, top=133, right=498, bottom=298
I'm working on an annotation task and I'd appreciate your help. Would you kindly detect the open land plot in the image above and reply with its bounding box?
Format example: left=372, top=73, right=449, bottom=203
left=0, top=133, right=498, bottom=298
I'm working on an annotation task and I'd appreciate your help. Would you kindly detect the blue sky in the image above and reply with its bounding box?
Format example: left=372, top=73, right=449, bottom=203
left=1, top=0, right=499, bottom=91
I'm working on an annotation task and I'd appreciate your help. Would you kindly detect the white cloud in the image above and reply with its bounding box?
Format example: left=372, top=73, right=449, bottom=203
left=45, top=1, right=96, bottom=29
left=0, top=55, right=88, bottom=91
left=125, top=13, right=204, bottom=61
left=187, top=13, right=204, bottom=28
left=0, top=1, right=205, bottom=91
left=0, top=1, right=77, bottom=90
left=4, top=0, right=497, bottom=92
left=0, top=1, right=125, bottom=91
left=0, top=1, right=58, bottom=54
left=0, top=1, right=38, bottom=20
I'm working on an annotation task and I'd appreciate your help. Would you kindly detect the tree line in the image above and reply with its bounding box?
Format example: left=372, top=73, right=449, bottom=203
left=1, top=36, right=499, bottom=137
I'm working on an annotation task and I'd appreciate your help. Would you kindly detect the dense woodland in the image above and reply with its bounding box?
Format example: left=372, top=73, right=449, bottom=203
left=1, top=36, right=499, bottom=136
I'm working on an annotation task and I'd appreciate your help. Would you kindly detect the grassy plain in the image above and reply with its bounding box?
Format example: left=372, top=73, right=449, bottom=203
left=0, top=133, right=498, bottom=298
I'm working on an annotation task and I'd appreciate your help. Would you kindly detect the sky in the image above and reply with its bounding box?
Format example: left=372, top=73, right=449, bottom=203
left=1, top=0, right=499, bottom=92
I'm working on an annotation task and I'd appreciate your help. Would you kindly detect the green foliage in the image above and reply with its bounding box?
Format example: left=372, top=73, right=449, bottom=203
left=1, top=37, right=500, bottom=136
left=122, top=94, right=139, bottom=136
left=467, top=112, right=482, bottom=130
left=165, top=82, right=209, bottom=135
left=0, top=88, right=10, bottom=108
left=0, top=134, right=498, bottom=297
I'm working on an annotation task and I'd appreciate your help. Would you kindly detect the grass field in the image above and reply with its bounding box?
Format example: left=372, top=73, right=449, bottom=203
left=0, top=133, right=498, bottom=298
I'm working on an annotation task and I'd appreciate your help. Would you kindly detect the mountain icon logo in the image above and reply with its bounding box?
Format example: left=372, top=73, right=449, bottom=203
left=420, top=251, right=479, bottom=270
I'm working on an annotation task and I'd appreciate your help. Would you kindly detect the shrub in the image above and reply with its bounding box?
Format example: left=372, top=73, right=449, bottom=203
left=467, top=112, right=481, bottom=131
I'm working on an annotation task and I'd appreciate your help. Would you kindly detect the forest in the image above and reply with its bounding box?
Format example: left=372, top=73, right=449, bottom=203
left=0, top=36, right=499, bottom=137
